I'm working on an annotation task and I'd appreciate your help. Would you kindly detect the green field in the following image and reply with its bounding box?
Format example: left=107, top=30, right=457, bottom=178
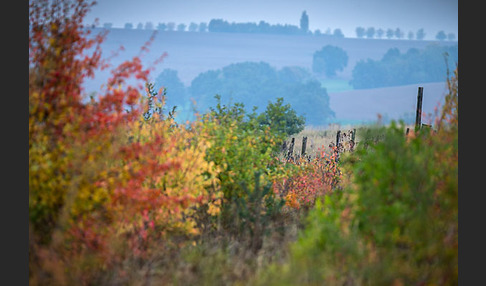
left=320, top=78, right=354, bottom=93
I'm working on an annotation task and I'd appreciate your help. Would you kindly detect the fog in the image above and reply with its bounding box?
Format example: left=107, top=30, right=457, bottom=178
left=82, top=0, right=458, bottom=126
left=85, top=0, right=458, bottom=40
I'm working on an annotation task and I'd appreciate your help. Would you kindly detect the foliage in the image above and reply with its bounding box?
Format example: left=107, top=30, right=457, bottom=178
left=29, top=1, right=220, bottom=284
left=208, top=18, right=303, bottom=35
left=257, top=97, right=305, bottom=137
left=299, top=11, right=309, bottom=33
left=190, top=61, right=334, bottom=126
left=273, top=146, right=342, bottom=211
left=198, top=96, right=294, bottom=244
left=312, top=45, right=349, bottom=78
left=355, top=26, right=365, bottom=38
left=350, top=44, right=458, bottom=89
left=153, top=68, right=192, bottom=121
left=258, top=68, right=458, bottom=285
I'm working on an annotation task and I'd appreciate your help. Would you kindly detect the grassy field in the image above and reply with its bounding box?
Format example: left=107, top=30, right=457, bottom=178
left=320, top=78, right=354, bottom=93
left=85, top=28, right=451, bottom=91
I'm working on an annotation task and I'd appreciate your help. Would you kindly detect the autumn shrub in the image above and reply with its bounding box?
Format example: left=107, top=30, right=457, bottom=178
left=272, top=147, right=341, bottom=211
left=197, top=96, right=296, bottom=249
left=256, top=67, right=458, bottom=285
left=29, top=1, right=221, bottom=284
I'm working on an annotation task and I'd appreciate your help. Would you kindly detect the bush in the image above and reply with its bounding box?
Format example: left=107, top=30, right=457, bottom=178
left=199, top=96, right=295, bottom=244
left=258, top=68, right=458, bottom=285
left=257, top=97, right=305, bottom=137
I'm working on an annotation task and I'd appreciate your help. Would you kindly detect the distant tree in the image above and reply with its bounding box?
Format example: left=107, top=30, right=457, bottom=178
left=188, top=22, right=198, bottom=32
left=314, top=29, right=322, bottom=36
left=356, top=26, right=365, bottom=38
left=312, top=45, right=348, bottom=78
left=145, top=21, right=154, bottom=30
left=333, top=28, right=344, bottom=38
left=407, top=31, right=414, bottom=40
left=366, top=27, right=375, bottom=39
left=154, top=69, right=189, bottom=115
left=103, top=22, right=113, bottom=29
left=277, top=66, right=312, bottom=84
left=436, top=30, right=447, bottom=41
left=300, top=11, right=309, bottom=33
left=258, top=21, right=271, bottom=33
left=124, top=23, right=133, bottom=29
left=376, top=28, right=384, bottom=39
left=157, top=22, right=167, bottom=31
left=177, top=23, right=186, bottom=32
left=395, top=28, right=404, bottom=39
left=386, top=28, right=394, bottom=39
left=189, top=61, right=334, bottom=125
left=208, top=19, right=228, bottom=32
left=199, top=22, right=208, bottom=32
left=136, top=22, right=143, bottom=29
left=167, top=22, right=175, bottom=31
left=350, top=45, right=458, bottom=89
left=382, top=48, right=400, bottom=62
left=447, top=32, right=456, bottom=41
left=416, top=28, right=426, bottom=40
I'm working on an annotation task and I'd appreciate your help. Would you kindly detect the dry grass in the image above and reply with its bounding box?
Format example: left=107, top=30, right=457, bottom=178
left=281, top=122, right=418, bottom=160
left=281, top=125, right=360, bottom=159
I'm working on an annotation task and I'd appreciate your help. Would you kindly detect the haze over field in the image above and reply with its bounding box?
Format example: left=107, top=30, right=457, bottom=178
left=82, top=0, right=458, bottom=126
left=85, top=0, right=458, bottom=41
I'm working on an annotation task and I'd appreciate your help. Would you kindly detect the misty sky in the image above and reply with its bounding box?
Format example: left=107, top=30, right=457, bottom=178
left=84, top=0, right=458, bottom=39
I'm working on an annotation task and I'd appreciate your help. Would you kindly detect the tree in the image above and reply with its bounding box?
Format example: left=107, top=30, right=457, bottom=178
left=407, top=31, right=414, bottom=40
left=136, top=22, right=143, bottom=29
left=436, top=30, right=447, bottom=41
left=333, top=28, right=344, bottom=38
left=395, top=28, right=404, bottom=39
left=350, top=45, right=458, bottom=89
left=356, top=26, right=365, bottom=38
left=199, top=22, right=207, bottom=32
left=447, top=32, right=456, bottom=41
left=189, top=61, right=334, bottom=126
left=154, top=69, right=189, bottom=118
left=386, top=28, right=394, bottom=39
left=376, top=28, right=384, bottom=39
left=366, top=27, right=375, bottom=39
left=124, top=22, right=133, bottom=29
left=188, top=22, right=198, bottom=32
left=312, top=45, right=349, bottom=78
left=145, top=21, right=154, bottom=30
left=416, top=28, right=426, bottom=40
left=300, top=11, right=309, bottom=33
left=257, top=97, right=305, bottom=136
left=177, top=23, right=186, bottom=32
left=157, top=22, right=167, bottom=31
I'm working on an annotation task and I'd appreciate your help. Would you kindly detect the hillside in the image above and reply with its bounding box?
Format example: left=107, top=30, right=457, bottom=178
left=84, top=28, right=455, bottom=125
left=87, top=28, right=454, bottom=87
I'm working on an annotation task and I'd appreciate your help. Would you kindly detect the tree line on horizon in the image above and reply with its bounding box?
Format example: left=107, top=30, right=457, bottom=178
left=100, top=10, right=455, bottom=40
left=355, top=26, right=456, bottom=41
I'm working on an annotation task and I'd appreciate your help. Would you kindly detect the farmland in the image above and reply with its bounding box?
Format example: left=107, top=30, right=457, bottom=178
left=83, top=28, right=454, bottom=125
left=29, top=1, right=458, bottom=285
left=88, top=28, right=452, bottom=86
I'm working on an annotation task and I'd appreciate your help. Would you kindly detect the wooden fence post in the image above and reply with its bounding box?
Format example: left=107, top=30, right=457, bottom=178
left=287, top=137, right=295, bottom=160
left=415, top=87, right=424, bottom=131
left=301, top=136, right=307, bottom=157
left=336, top=130, right=341, bottom=148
